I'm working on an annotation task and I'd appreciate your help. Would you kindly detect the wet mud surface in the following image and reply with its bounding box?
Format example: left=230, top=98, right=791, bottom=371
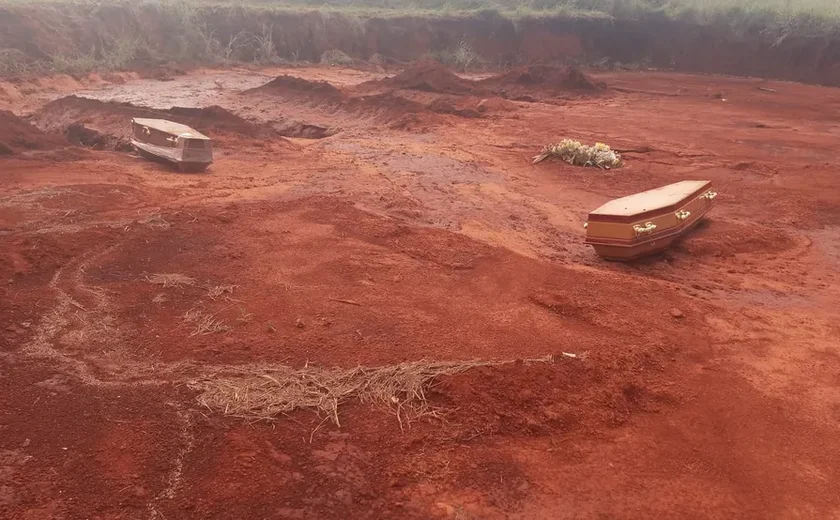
left=2, top=63, right=840, bottom=518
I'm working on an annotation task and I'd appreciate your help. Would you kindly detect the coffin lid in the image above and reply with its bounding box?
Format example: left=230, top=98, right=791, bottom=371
left=132, top=118, right=210, bottom=140
left=588, top=180, right=711, bottom=223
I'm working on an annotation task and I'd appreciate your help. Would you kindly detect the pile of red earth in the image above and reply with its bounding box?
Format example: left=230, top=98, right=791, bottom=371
left=248, top=75, right=345, bottom=103
left=345, top=92, right=426, bottom=116
left=33, top=96, right=280, bottom=150
left=359, top=59, right=485, bottom=95
left=426, top=96, right=482, bottom=118
left=0, top=110, right=66, bottom=155
left=481, top=64, right=601, bottom=91
left=250, top=76, right=436, bottom=127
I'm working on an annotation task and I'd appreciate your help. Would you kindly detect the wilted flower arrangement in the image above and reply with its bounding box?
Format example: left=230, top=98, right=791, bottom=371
left=533, top=139, right=623, bottom=169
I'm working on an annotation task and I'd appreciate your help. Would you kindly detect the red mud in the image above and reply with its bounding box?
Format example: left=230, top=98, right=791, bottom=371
left=34, top=95, right=284, bottom=149
left=251, top=74, right=346, bottom=102
left=480, top=64, right=603, bottom=101
left=248, top=62, right=532, bottom=127
left=0, top=109, right=66, bottom=155
left=483, top=64, right=600, bottom=91
left=359, top=59, right=486, bottom=95
left=248, top=74, right=439, bottom=127
left=68, top=196, right=701, bottom=367
left=426, top=96, right=482, bottom=118
left=2, top=66, right=840, bottom=518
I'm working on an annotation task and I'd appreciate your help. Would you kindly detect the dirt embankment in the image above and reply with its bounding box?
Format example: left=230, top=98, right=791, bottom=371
left=481, top=64, right=602, bottom=99
left=0, top=110, right=66, bottom=155
left=33, top=95, right=287, bottom=149
left=254, top=75, right=346, bottom=103
left=246, top=61, right=597, bottom=130
left=2, top=6, right=840, bottom=85
left=361, top=59, right=486, bottom=95
left=247, top=72, right=434, bottom=129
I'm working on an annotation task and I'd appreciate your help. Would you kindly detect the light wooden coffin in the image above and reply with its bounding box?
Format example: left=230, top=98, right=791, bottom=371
left=584, top=180, right=717, bottom=260
left=131, top=118, right=213, bottom=172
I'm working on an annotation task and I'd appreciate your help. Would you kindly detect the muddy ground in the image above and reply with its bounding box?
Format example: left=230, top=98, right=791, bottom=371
left=2, top=63, right=840, bottom=519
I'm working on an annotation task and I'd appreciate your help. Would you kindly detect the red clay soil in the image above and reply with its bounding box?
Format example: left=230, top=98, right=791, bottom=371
left=66, top=195, right=700, bottom=367
left=248, top=76, right=440, bottom=126
left=483, top=64, right=600, bottom=90
left=345, top=92, right=429, bottom=120
left=480, top=64, right=603, bottom=101
left=249, top=64, right=507, bottom=125
left=3, top=67, right=840, bottom=518
left=34, top=96, right=283, bottom=149
left=0, top=109, right=66, bottom=155
left=249, top=74, right=346, bottom=102
left=426, top=96, right=482, bottom=118
left=358, top=59, right=487, bottom=95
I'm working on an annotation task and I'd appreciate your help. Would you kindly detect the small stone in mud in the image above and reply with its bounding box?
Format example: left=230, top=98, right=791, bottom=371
left=670, top=308, right=685, bottom=319
left=295, top=318, right=305, bottom=329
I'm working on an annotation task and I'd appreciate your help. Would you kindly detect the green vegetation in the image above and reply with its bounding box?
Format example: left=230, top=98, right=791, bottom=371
left=432, top=39, right=479, bottom=72
left=1, top=0, right=838, bottom=30
left=0, top=2, right=297, bottom=75
left=0, top=0, right=838, bottom=77
left=1, top=0, right=838, bottom=32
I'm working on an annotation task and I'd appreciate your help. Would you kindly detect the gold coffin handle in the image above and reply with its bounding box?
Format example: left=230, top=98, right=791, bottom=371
left=675, top=210, right=691, bottom=221
left=702, top=190, right=718, bottom=201
left=633, top=221, right=657, bottom=236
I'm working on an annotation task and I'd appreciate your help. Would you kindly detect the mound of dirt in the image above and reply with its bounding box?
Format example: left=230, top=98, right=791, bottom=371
left=33, top=96, right=282, bottom=149
left=476, top=97, right=518, bottom=113
left=346, top=92, right=426, bottom=116
left=166, top=106, right=273, bottom=137
left=388, top=113, right=430, bottom=132
left=674, top=220, right=799, bottom=258
left=345, top=92, right=445, bottom=128
left=427, top=96, right=482, bottom=118
left=361, top=59, right=485, bottom=95
left=272, top=120, right=333, bottom=139
left=248, top=75, right=439, bottom=132
left=66, top=123, right=133, bottom=151
left=483, top=64, right=600, bottom=90
left=0, top=110, right=67, bottom=155
left=248, top=75, right=345, bottom=103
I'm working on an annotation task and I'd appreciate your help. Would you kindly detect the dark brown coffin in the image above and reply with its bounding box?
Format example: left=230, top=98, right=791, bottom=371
left=584, top=180, right=717, bottom=261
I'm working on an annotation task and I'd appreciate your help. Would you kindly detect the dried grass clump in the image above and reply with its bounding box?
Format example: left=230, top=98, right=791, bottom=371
left=138, top=209, right=171, bottom=229
left=208, top=284, right=237, bottom=299
left=144, top=273, right=196, bottom=287
left=182, top=308, right=228, bottom=336
left=533, top=139, right=623, bottom=169
left=190, top=355, right=555, bottom=428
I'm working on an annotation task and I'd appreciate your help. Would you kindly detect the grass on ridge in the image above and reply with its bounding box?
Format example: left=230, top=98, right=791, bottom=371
left=1, top=0, right=838, bottom=78
left=0, top=0, right=839, bottom=32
